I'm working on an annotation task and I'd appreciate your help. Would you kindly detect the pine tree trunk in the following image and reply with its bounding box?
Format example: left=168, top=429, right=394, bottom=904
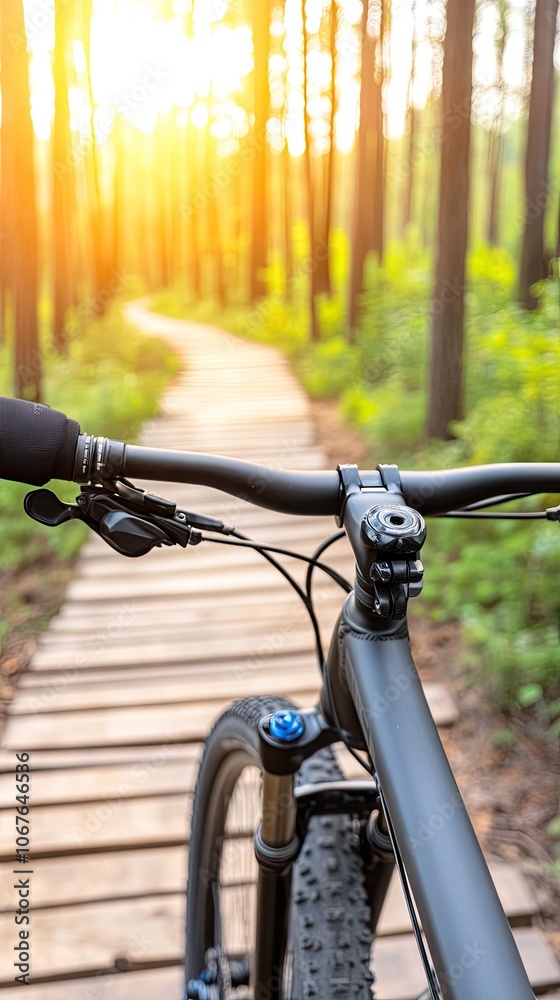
left=186, top=123, right=202, bottom=297
left=282, top=144, right=293, bottom=301
left=486, top=129, right=502, bottom=247
left=1, top=0, right=41, bottom=400
left=157, top=119, right=170, bottom=289
left=303, top=2, right=320, bottom=341
left=53, top=0, right=74, bottom=351
left=486, top=2, right=509, bottom=249
left=316, top=0, right=337, bottom=296
left=426, top=0, right=476, bottom=440
left=518, top=0, right=558, bottom=309
left=112, top=116, right=123, bottom=279
left=348, top=0, right=376, bottom=339
left=250, top=0, right=270, bottom=301
left=82, top=0, right=107, bottom=313
left=372, top=0, right=387, bottom=263
left=402, top=1, right=417, bottom=235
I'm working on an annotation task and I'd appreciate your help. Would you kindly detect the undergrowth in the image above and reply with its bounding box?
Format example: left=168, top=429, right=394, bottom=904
left=151, top=238, right=560, bottom=725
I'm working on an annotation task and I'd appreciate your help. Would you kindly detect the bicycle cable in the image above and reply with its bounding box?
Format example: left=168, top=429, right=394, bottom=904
left=305, top=529, right=348, bottom=603
left=439, top=510, right=547, bottom=520
left=376, top=781, right=442, bottom=999
left=441, top=491, right=559, bottom=520
left=201, top=530, right=345, bottom=671
left=202, top=530, right=374, bottom=777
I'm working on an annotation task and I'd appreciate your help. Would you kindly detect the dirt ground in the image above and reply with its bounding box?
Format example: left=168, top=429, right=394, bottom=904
left=311, top=398, right=560, bottom=960
left=0, top=558, right=72, bottom=739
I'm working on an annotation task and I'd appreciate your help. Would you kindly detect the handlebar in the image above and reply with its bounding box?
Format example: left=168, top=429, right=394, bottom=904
left=2, top=396, right=560, bottom=517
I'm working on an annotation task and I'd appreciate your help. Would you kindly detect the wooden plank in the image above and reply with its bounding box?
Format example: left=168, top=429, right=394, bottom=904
left=0, top=744, right=196, bottom=774
left=0, top=966, right=181, bottom=999
left=10, top=664, right=324, bottom=715
left=0, top=895, right=182, bottom=982
left=40, top=584, right=342, bottom=632
left=2, top=690, right=320, bottom=750
left=16, top=651, right=318, bottom=690
left=0, top=752, right=201, bottom=807
left=60, top=561, right=339, bottom=606
left=33, top=609, right=345, bottom=657
left=34, top=607, right=342, bottom=651
left=0, top=740, right=357, bottom=778
left=3, top=683, right=457, bottom=751
left=0, top=848, right=187, bottom=909
left=0, top=794, right=190, bottom=859
left=0, top=843, right=537, bottom=929
left=0, top=890, right=555, bottom=988
left=29, top=626, right=322, bottom=671
left=36, top=598, right=328, bottom=636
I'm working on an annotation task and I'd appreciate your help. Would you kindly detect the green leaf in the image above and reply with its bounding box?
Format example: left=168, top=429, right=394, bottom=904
left=491, top=728, right=516, bottom=748
left=517, top=683, right=543, bottom=708
left=546, top=816, right=560, bottom=839
left=546, top=718, right=560, bottom=740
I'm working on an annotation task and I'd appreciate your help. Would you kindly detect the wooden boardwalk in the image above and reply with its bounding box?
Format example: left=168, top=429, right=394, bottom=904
left=1, top=303, right=558, bottom=997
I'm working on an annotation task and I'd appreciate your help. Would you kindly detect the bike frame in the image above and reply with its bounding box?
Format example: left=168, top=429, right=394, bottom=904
left=5, top=400, right=558, bottom=1000
left=251, top=475, right=536, bottom=1000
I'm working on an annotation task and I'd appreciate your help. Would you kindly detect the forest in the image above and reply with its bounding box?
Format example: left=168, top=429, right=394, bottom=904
left=0, top=0, right=560, bottom=729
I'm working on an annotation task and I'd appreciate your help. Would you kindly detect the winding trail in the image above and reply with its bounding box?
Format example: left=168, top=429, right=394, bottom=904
left=0, top=302, right=557, bottom=997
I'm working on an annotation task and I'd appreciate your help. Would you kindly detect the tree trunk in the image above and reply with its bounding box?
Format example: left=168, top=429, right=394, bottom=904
left=486, top=129, right=503, bottom=247
left=157, top=119, right=170, bottom=289
left=112, top=116, right=123, bottom=279
left=426, top=0, right=476, bottom=440
left=186, top=122, right=202, bottom=297
left=303, top=1, right=320, bottom=341
left=518, top=0, right=558, bottom=309
left=53, top=0, right=74, bottom=350
left=372, top=0, right=387, bottom=263
left=82, top=0, right=108, bottom=313
left=1, top=0, right=41, bottom=400
left=348, top=0, right=376, bottom=339
left=402, top=0, right=417, bottom=235
left=249, top=0, right=270, bottom=301
left=486, top=0, right=509, bottom=248
left=282, top=143, right=293, bottom=301
left=556, top=190, right=560, bottom=260
left=206, top=133, right=226, bottom=307
left=316, top=0, right=337, bottom=296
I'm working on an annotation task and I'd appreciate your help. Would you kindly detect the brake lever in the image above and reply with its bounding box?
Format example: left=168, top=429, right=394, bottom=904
left=24, top=487, right=203, bottom=558
left=24, top=489, right=83, bottom=527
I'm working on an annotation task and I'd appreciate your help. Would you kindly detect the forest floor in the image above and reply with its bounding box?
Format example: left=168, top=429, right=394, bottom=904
left=311, top=398, right=560, bottom=962
left=0, top=348, right=558, bottom=964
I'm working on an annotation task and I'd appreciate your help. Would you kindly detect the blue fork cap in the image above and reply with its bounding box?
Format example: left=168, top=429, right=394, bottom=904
left=269, top=710, right=305, bottom=742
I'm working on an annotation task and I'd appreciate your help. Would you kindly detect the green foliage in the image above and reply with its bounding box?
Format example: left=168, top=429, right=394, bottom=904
left=0, top=308, right=179, bottom=572
left=153, top=240, right=560, bottom=713
left=491, top=728, right=516, bottom=749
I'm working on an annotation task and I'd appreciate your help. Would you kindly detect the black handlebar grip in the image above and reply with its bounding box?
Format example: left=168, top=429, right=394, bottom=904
left=0, top=397, right=81, bottom=486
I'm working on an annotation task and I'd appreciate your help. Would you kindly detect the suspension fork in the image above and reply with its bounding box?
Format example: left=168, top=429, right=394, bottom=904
left=252, top=709, right=381, bottom=998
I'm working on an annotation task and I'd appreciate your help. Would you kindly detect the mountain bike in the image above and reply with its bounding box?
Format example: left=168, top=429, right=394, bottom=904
left=0, top=394, right=550, bottom=999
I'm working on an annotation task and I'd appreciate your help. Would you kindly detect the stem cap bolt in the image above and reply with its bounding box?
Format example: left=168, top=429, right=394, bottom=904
left=269, top=710, right=305, bottom=742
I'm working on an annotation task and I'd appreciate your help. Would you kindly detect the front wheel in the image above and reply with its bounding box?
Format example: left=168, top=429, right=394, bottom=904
left=185, top=696, right=374, bottom=999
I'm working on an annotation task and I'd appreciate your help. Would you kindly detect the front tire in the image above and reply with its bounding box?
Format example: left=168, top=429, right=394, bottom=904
left=185, top=696, right=374, bottom=999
